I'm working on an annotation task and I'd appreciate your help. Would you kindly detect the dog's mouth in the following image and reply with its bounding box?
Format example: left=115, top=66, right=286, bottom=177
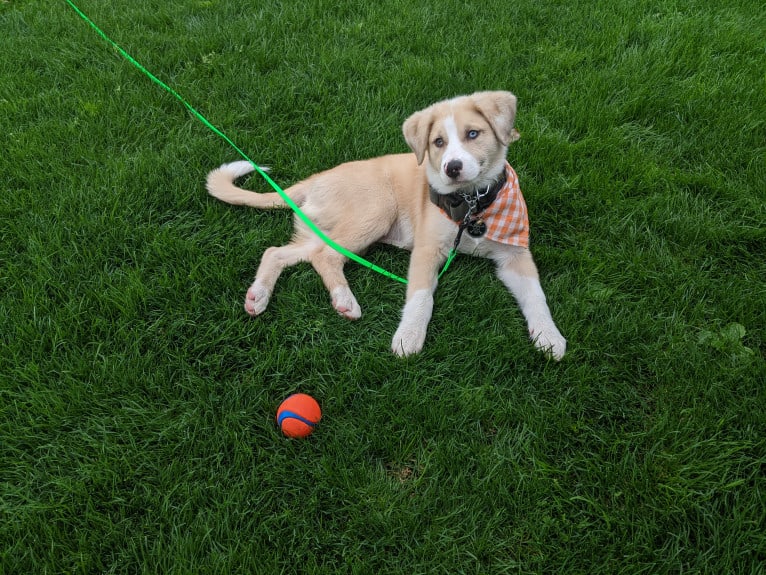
left=440, top=170, right=493, bottom=191
left=436, top=164, right=507, bottom=197
left=442, top=169, right=474, bottom=187
left=443, top=160, right=482, bottom=185
left=441, top=156, right=490, bottom=186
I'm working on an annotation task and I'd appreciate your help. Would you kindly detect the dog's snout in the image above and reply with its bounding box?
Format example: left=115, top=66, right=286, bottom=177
left=445, top=159, right=463, bottom=179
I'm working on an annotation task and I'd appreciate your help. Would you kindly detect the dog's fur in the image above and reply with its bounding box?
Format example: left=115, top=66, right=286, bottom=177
left=206, top=91, right=566, bottom=359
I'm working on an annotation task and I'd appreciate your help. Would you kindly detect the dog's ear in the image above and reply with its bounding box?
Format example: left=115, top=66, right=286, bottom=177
left=402, top=108, right=433, bottom=165
left=472, top=91, right=518, bottom=146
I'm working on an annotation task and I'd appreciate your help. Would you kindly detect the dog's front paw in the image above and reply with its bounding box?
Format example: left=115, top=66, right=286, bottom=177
left=391, top=290, right=433, bottom=357
left=391, top=326, right=426, bottom=357
left=244, top=281, right=270, bottom=316
left=530, top=324, right=567, bottom=361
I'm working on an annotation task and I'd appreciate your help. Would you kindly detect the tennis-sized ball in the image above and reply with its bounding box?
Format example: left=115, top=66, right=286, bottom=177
left=276, top=393, right=322, bottom=438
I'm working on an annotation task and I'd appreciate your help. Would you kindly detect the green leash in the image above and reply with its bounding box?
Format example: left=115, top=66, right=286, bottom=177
left=65, top=0, right=458, bottom=284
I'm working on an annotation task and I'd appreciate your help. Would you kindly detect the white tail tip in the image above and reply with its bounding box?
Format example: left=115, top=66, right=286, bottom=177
left=218, top=161, right=269, bottom=180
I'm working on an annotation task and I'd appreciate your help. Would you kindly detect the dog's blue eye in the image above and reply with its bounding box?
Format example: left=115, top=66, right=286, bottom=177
left=434, top=137, right=444, bottom=148
left=467, top=130, right=479, bottom=140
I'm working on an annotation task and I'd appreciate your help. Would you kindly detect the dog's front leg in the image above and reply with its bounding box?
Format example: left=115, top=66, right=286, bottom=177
left=391, top=246, right=442, bottom=357
left=496, top=249, right=567, bottom=361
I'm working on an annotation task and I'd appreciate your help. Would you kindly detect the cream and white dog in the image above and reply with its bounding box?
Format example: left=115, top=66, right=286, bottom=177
left=206, top=91, right=566, bottom=359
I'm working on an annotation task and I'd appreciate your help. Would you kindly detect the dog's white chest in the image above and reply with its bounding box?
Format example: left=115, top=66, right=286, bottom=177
left=381, top=215, right=414, bottom=250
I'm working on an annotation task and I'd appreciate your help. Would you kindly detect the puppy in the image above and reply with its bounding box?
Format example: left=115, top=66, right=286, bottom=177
left=206, top=91, right=566, bottom=359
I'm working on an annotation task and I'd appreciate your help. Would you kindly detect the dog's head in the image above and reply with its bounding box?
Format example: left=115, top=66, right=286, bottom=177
left=403, top=91, right=520, bottom=192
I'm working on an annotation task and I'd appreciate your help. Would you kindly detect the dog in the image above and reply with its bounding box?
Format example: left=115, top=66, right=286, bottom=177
left=206, top=91, right=566, bottom=359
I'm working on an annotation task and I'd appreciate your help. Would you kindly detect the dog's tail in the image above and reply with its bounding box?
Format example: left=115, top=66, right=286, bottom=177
left=206, top=161, right=298, bottom=209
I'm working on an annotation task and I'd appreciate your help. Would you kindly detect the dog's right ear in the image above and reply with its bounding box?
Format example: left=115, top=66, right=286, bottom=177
left=471, top=91, right=518, bottom=146
left=402, top=108, right=432, bottom=165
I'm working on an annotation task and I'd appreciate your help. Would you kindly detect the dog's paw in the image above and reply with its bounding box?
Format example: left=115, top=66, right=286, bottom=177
left=391, top=326, right=426, bottom=357
left=391, top=290, right=433, bottom=357
left=244, top=281, right=270, bottom=316
left=331, top=287, right=362, bottom=320
left=530, top=324, right=567, bottom=361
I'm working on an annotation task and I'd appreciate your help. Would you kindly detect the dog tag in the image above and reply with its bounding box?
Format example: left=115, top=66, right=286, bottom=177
left=467, top=218, right=487, bottom=237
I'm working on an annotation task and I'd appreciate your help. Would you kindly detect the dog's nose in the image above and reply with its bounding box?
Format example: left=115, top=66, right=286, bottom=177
left=445, top=159, right=463, bottom=179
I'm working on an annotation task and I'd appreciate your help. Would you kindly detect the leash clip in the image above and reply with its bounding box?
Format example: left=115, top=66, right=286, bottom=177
left=458, top=190, right=479, bottom=215
left=452, top=201, right=481, bottom=250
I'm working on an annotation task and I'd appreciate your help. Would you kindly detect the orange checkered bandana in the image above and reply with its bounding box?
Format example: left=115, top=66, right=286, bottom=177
left=480, top=162, right=529, bottom=247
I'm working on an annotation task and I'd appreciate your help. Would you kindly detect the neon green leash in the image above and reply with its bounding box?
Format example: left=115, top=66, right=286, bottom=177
left=65, top=0, right=458, bottom=284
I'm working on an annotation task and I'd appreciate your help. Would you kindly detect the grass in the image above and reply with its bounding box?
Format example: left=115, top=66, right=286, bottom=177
left=1, top=0, right=764, bottom=572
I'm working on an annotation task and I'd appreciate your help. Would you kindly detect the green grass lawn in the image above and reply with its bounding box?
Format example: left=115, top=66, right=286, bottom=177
left=2, top=0, right=764, bottom=572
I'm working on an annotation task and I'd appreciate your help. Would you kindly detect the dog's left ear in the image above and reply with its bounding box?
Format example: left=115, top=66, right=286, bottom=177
left=472, top=91, right=518, bottom=146
left=402, top=108, right=432, bottom=165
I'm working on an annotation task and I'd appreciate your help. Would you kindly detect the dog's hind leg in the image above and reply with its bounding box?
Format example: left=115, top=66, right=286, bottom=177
left=306, top=212, right=396, bottom=320
left=245, top=242, right=312, bottom=316
left=308, top=246, right=361, bottom=320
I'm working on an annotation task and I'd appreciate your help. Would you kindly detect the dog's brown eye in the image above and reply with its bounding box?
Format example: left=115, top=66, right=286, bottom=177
left=433, top=137, right=444, bottom=148
left=467, top=130, right=479, bottom=140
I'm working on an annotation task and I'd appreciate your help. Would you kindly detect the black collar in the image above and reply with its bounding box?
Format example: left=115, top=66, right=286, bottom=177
left=428, top=166, right=507, bottom=224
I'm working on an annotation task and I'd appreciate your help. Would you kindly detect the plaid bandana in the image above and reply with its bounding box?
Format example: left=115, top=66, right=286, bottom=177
left=434, top=161, right=530, bottom=248
left=480, top=162, right=529, bottom=247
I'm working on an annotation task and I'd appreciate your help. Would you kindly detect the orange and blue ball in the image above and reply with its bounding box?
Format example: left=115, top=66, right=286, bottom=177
left=276, top=393, right=322, bottom=438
